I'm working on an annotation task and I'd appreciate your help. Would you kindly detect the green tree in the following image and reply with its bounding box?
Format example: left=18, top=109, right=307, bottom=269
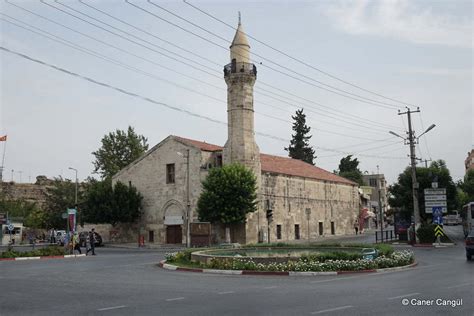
left=44, top=177, right=84, bottom=229
left=389, top=160, right=457, bottom=222
left=197, top=164, right=257, bottom=241
left=83, top=179, right=142, bottom=225
left=285, top=109, right=316, bottom=165
left=0, top=194, right=45, bottom=228
left=336, top=155, right=363, bottom=185
left=92, top=126, right=149, bottom=179
left=460, top=169, right=474, bottom=202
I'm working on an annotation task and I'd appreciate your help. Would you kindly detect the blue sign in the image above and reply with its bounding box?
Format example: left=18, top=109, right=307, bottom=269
left=433, top=207, right=443, bottom=225
left=432, top=207, right=443, bottom=217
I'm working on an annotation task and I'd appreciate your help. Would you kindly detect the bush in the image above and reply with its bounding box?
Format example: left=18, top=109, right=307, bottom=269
left=417, top=224, right=436, bottom=243
left=0, top=246, right=65, bottom=258
left=374, top=244, right=394, bottom=256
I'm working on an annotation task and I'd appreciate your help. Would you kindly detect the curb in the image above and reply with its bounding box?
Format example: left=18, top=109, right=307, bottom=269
left=158, top=260, right=417, bottom=276
left=0, top=254, right=86, bottom=262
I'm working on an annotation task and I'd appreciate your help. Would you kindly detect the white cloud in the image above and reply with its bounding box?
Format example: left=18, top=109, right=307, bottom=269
left=324, top=0, right=472, bottom=48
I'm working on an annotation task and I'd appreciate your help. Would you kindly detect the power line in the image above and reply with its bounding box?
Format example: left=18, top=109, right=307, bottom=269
left=1, top=46, right=407, bottom=160
left=146, top=0, right=405, bottom=110
left=22, top=1, right=403, bottom=134
left=78, top=0, right=403, bottom=131
left=125, top=0, right=403, bottom=110
left=183, top=0, right=416, bottom=108
left=1, top=15, right=386, bottom=142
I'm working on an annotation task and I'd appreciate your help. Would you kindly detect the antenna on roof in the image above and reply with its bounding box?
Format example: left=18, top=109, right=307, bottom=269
left=238, top=11, right=241, bottom=25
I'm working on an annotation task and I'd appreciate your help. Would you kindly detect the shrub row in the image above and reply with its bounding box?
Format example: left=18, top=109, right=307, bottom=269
left=0, top=246, right=65, bottom=258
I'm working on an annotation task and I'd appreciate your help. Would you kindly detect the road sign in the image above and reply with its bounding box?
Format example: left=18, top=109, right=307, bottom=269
left=424, top=188, right=446, bottom=195
left=7, top=223, right=14, bottom=231
left=424, top=195, right=447, bottom=201
left=425, top=207, right=447, bottom=214
left=434, top=225, right=444, bottom=237
left=433, top=207, right=443, bottom=225
left=425, top=201, right=447, bottom=207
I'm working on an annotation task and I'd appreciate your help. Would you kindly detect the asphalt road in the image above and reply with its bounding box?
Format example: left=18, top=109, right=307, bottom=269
left=0, top=227, right=472, bottom=316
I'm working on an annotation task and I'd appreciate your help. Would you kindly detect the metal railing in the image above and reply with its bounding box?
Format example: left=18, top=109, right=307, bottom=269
left=375, top=230, right=397, bottom=243
left=224, top=62, right=257, bottom=76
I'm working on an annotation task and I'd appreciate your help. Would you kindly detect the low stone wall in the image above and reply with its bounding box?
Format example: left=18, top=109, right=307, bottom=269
left=80, top=223, right=139, bottom=243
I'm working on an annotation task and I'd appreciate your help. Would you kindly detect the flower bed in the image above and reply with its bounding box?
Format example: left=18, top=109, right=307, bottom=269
left=165, top=249, right=414, bottom=272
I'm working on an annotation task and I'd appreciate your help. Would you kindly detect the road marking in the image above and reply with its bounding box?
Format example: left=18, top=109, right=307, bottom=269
left=311, top=305, right=353, bottom=314
left=388, top=293, right=420, bottom=300
left=165, top=297, right=185, bottom=301
left=262, top=286, right=277, bottom=289
left=310, top=275, right=361, bottom=284
left=217, top=291, right=235, bottom=295
left=447, top=283, right=471, bottom=289
left=97, top=305, right=126, bottom=311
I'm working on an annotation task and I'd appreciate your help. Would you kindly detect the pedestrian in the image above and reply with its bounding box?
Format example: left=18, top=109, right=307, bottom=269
left=86, top=229, right=96, bottom=256
left=72, top=233, right=81, bottom=254
left=354, top=219, right=359, bottom=235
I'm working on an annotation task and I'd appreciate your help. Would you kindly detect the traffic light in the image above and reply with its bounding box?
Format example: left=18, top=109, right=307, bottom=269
left=266, top=209, right=273, bottom=220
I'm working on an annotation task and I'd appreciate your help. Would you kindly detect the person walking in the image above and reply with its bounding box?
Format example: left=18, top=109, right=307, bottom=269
left=72, top=233, right=81, bottom=254
left=86, top=229, right=96, bottom=256
left=354, top=219, right=359, bottom=235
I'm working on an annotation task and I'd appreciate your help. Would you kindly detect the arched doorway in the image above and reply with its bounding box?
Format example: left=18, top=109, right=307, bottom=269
left=163, top=201, right=184, bottom=244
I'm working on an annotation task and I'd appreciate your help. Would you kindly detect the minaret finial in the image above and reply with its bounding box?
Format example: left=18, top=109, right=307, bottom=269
left=238, top=11, right=241, bottom=25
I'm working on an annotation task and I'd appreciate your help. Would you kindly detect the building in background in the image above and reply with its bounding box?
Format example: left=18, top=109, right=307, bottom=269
left=465, top=149, right=474, bottom=173
left=113, top=22, right=359, bottom=245
left=362, top=174, right=388, bottom=227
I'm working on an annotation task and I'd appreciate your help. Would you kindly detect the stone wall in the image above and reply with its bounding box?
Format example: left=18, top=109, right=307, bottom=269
left=244, top=172, right=359, bottom=244
left=0, top=178, right=51, bottom=207
left=113, top=137, right=210, bottom=245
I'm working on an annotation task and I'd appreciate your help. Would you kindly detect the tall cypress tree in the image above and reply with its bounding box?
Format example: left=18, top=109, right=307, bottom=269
left=285, top=108, right=316, bottom=165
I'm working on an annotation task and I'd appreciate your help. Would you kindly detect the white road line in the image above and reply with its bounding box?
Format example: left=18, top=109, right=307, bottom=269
left=165, top=297, right=185, bottom=301
left=97, top=305, right=126, bottom=311
left=447, top=283, right=471, bottom=289
left=388, top=293, right=420, bottom=300
left=262, top=286, right=277, bottom=289
left=217, top=291, right=235, bottom=295
left=311, top=305, right=353, bottom=314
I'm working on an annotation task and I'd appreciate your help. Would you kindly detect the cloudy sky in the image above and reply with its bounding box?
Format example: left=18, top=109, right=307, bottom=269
left=1, top=0, right=472, bottom=185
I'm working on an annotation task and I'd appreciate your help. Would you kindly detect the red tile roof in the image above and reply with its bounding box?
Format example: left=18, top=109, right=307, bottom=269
left=174, top=136, right=223, bottom=152
left=174, top=136, right=356, bottom=185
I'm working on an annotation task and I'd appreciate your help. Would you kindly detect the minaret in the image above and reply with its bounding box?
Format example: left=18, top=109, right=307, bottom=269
left=223, top=16, right=261, bottom=184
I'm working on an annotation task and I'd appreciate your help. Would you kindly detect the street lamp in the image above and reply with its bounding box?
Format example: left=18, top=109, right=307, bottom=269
left=177, top=150, right=191, bottom=248
left=68, top=167, right=78, bottom=206
left=417, top=124, right=436, bottom=139
left=388, top=120, right=436, bottom=241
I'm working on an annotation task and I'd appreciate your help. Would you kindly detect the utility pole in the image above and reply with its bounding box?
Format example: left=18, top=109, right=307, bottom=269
left=416, top=158, right=432, bottom=168
left=186, top=149, right=190, bottom=248
left=399, top=107, right=421, bottom=233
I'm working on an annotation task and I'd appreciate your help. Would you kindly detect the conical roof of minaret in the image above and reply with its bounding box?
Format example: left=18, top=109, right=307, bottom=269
left=229, top=19, right=250, bottom=63
left=230, top=22, right=249, bottom=48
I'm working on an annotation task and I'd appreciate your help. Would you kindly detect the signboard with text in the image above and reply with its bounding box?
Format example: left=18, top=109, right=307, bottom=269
left=424, top=188, right=447, bottom=214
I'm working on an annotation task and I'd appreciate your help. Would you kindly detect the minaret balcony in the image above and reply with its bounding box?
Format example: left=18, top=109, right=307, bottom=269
left=224, top=61, right=257, bottom=77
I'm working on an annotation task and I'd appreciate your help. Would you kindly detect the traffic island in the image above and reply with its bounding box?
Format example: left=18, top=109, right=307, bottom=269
left=159, top=243, right=416, bottom=276
left=0, top=245, right=87, bottom=262
left=158, top=260, right=418, bottom=276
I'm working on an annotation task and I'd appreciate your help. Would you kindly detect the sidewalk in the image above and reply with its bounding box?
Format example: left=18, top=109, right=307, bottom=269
left=104, top=242, right=186, bottom=251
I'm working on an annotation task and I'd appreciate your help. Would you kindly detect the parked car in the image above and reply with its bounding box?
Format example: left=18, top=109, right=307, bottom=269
left=465, top=233, right=474, bottom=261
left=79, top=231, right=103, bottom=247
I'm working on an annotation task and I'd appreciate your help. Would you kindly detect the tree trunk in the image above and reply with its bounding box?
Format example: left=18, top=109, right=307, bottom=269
left=225, top=225, right=231, bottom=243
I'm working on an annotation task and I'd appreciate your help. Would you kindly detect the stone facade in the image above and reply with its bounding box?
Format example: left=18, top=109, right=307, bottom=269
left=112, top=22, right=359, bottom=245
